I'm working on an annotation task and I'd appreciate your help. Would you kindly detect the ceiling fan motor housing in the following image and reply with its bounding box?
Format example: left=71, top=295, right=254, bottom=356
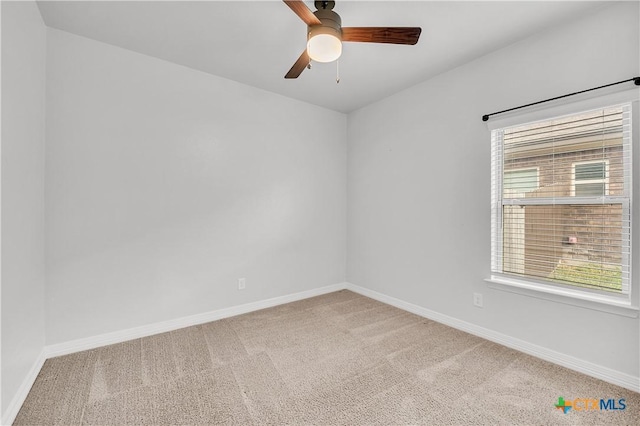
left=308, top=9, right=342, bottom=43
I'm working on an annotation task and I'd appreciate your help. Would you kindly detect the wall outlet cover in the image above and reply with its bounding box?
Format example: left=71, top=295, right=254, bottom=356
left=473, top=292, right=483, bottom=308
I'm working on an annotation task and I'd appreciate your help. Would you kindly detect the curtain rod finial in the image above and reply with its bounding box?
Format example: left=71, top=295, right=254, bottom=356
left=482, top=115, right=489, bottom=122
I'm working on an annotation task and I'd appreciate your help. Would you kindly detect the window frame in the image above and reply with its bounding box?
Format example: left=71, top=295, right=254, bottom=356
left=486, top=88, right=639, bottom=315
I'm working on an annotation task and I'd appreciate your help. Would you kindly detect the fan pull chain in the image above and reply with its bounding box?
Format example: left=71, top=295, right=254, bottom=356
left=336, top=60, right=340, bottom=84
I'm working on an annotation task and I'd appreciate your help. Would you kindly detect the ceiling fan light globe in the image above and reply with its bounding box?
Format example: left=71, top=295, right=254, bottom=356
left=307, top=34, right=342, bottom=63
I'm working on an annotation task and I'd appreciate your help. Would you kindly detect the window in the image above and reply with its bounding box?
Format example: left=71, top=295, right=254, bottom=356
left=572, top=160, right=608, bottom=196
left=491, top=104, right=632, bottom=297
left=504, top=167, right=539, bottom=195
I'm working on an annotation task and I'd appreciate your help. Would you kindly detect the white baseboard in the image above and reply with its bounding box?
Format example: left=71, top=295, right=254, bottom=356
left=345, top=282, right=640, bottom=393
left=45, top=282, right=348, bottom=358
left=1, top=349, right=47, bottom=426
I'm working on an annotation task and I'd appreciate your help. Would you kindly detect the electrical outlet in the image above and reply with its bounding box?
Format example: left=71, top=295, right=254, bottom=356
left=473, top=292, right=483, bottom=308
left=238, top=278, right=246, bottom=290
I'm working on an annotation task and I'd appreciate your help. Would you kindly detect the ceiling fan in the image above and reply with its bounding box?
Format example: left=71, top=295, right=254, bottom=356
left=283, top=0, right=421, bottom=79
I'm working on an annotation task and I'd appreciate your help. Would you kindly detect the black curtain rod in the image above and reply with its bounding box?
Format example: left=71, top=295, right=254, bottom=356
left=482, top=77, right=640, bottom=122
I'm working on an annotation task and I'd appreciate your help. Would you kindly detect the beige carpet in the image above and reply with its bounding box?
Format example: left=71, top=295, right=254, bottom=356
left=14, top=290, right=640, bottom=425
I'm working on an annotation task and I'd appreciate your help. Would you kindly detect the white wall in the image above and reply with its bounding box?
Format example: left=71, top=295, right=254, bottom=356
left=347, top=2, right=640, bottom=378
left=1, top=0, right=47, bottom=415
left=45, top=29, right=346, bottom=345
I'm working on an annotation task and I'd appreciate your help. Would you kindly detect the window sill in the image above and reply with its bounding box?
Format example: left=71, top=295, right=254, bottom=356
left=485, top=275, right=639, bottom=318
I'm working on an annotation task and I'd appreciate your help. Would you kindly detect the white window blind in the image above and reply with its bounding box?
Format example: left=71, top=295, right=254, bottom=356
left=491, top=104, right=632, bottom=294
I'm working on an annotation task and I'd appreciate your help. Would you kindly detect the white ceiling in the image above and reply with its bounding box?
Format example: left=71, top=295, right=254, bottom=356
left=37, top=1, right=607, bottom=113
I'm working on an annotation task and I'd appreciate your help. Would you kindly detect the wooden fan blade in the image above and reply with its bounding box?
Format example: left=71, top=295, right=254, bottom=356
left=342, top=27, right=422, bottom=45
left=283, top=0, right=322, bottom=26
left=285, top=50, right=310, bottom=79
